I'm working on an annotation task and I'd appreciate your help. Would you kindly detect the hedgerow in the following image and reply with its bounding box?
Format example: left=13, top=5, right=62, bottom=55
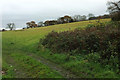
left=40, top=21, right=120, bottom=72
left=41, top=21, right=120, bottom=54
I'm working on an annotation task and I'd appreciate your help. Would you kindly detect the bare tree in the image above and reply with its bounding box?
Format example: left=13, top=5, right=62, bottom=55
left=72, top=15, right=87, bottom=21
left=81, top=15, right=87, bottom=21
left=107, top=0, right=120, bottom=13
left=88, top=13, right=95, bottom=23
left=88, top=13, right=95, bottom=19
left=6, top=23, right=16, bottom=30
left=72, top=15, right=82, bottom=22
left=107, top=0, right=120, bottom=21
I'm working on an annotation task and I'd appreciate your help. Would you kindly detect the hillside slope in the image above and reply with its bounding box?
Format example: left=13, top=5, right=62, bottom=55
left=2, top=19, right=111, bottom=78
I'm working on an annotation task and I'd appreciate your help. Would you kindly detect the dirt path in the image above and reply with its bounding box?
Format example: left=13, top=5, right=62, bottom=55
left=3, top=54, right=29, bottom=78
left=28, top=54, right=79, bottom=78
left=3, top=51, right=79, bottom=78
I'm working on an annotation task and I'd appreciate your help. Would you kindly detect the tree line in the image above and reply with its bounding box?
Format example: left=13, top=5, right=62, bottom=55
left=25, top=14, right=110, bottom=29
left=25, top=0, right=120, bottom=29
left=1, top=0, right=119, bottom=31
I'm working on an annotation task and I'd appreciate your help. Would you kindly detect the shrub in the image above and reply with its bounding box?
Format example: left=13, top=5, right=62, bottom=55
left=84, top=53, right=100, bottom=63
left=40, top=21, right=120, bottom=71
left=111, top=12, right=120, bottom=21
left=41, top=21, right=120, bottom=55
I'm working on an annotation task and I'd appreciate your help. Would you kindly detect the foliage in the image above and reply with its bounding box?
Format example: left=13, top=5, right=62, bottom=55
left=88, top=14, right=110, bottom=20
left=41, top=21, right=120, bottom=75
left=2, top=19, right=112, bottom=78
left=26, top=21, right=37, bottom=28
left=41, top=21, right=120, bottom=55
left=107, top=0, right=120, bottom=21
left=111, top=12, right=120, bottom=21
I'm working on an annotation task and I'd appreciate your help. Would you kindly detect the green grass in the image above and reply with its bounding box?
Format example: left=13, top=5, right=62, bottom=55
left=2, top=19, right=110, bottom=53
left=10, top=53, right=63, bottom=78
left=2, top=19, right=113, bottom=78
left=35, top=50, right=120, bottom=78
left=2, top=60, right=15, bottom=78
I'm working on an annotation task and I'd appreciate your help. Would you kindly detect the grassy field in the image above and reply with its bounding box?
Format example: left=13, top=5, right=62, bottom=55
left=2, top=19, right=113, bottom=78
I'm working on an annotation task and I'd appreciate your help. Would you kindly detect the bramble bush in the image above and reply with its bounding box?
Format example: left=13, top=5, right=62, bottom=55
left=41, top=21, right=120, bottom=54
left=111, top=12, right=120, bottom=21
left=40, top=21, right=120, bottom=71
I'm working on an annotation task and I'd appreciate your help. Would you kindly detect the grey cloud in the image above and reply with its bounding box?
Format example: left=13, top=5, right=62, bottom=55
left=1, top=0, right=109, bottom=28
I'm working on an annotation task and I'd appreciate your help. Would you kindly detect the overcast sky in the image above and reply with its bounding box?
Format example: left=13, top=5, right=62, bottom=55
left=1, top=0, right=110, bottom=28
